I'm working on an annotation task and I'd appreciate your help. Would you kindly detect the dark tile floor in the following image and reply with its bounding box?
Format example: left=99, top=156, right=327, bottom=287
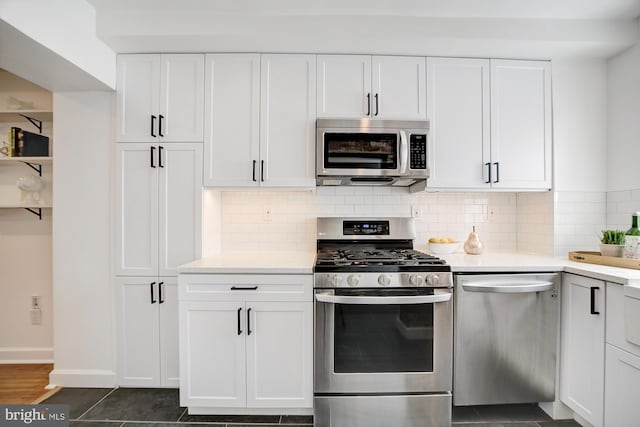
left=42, top=388, right=582, bottom=427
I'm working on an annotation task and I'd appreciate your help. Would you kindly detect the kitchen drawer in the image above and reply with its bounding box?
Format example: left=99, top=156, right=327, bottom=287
left=604, top=343, right=640, bottom=427
left=179, top=274, right=313, bottom=302
left=606, top=283, right=640, bottom=357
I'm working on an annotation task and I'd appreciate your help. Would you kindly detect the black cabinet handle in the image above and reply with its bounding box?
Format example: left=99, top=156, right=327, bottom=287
left=158, top=146, right=164, bottom=168
left=237, top=307, right=242, bottom=335
left=230, top=286, right=258, bottom=291
left=374, top=93, right=379, bottom=116
left=158, top=114, right=164, bottom=137
left=252, top=160, right=257, bottom=182
left=158, top=281, right=164, bottom=304
left=366, top=93, right=371, bottom=116
left=151, top=115, right=157, bottom=137
left=150, top=146, right=156, bottom=168
left=484, top=162, right=491, bottom=184
left=247, top=308, right=252, bottom=336
left=493, top=162, right=500, bottom=183
left=150, top=281, right=157, bottom=304
left=261, top=160, right=265, bottom=182
left=590, top=286, right=600, bottom=315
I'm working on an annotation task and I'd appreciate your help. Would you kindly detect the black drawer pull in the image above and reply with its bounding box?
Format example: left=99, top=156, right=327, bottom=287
left=237, top=307, right=242, bottom=335
left=590, top=286, right=600, bottom=315
left=230, top=286, right=258, bottom=291
left=150, top=281, right=157, bottom=304
left=247, top=308, right=252, bottom=335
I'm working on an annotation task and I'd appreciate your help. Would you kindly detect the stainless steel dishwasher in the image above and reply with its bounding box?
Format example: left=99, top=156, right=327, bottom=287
left=454, top=273, right=560, bottom=406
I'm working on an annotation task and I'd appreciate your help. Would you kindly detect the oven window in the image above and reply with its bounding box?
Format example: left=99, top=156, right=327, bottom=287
left=333, top=289, right=434, bottom=373
left=324, top=133, right=398, bottom=169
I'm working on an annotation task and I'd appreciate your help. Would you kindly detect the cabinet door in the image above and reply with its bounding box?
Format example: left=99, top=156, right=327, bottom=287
left=317, top=55, right=371, bottom=118
left=117, top=277, right=161, bottom=387
left=605, top=344, right=640, bottom=427
left=490, top=60, right=552, bottom=190
left=426, top=58, right=490, bottom=189
left=260, top=54, right=316, bottom=188
left=116, top=54, right=160, bottom=142
left=159, top=278, right=179, bottom=387
left=157, top=143, right=202, bottom=276
left=372, top=56, right=426, bottom=120
left=246, top=302, right=313, bottom=408
left=115, top=144, right=158, bottom=276
left=159, top=54, right=205, bottom=142
left=180, top=301, right=246, bottom=407
left=560, top=273, right=604, bottom=427
left=204, top=54, right=260, bottom=187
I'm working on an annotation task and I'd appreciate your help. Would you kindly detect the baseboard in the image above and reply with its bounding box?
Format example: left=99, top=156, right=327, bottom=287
left=0, top=347, right=53, bottom=363
left=48, top=369, right=117, bottom=388
left=539, top=400, right=574, bottom=420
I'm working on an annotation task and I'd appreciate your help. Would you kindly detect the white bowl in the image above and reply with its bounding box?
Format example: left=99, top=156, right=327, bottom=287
left=428, top=242, right=460, bottom=254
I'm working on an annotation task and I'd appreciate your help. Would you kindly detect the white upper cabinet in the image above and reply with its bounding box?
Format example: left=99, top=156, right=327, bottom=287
left=204, top=53, right=316, bottom=189
left=260, top=54, right=316, bottom=188
left=117, top=54, right=204, bottom=143
left=317, top=55, right=426, bottom=120
left=490, top=60, right=552, bottom=190
left=426, top=57, right=490, bottom=189
left=115, top=143, right=203, bottom=277
left=426, top=58, right=551, bottom=191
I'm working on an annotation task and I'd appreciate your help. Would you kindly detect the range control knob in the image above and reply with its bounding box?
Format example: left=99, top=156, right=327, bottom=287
left=378, top=274, right=391, bottom=286
left=426, top=274, right=440, bottom=286
left=330, top=275, right=342, bottom=287
left=409, top=274, right=424, bottom=286
left=346, top=274, right=360, bottom=287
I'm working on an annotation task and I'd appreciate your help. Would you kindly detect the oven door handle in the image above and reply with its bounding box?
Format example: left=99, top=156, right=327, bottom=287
left=461, top=281, right=554, bottom=293
left=315, top=292, right=451, bottom=305
left=399, top=130, right=408, bottom=174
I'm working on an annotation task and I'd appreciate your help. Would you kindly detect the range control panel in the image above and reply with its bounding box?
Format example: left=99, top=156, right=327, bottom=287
left=343, top=220, right=390, bottom=236
left=409, top=134, right=427, bottom=169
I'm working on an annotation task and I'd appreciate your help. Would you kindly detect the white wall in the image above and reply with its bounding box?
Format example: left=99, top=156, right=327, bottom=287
left=50, top=91, right=115, bottom=387
left=607, top=39, right=640, bottom=192
left=0, top=0, right=115, bottom=89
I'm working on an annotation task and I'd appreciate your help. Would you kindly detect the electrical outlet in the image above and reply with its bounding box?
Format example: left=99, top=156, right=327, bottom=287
left=31, top=295, right=41, bottom=309
left=263, top=206, right=273, bottom=222
left=30, top=308, right=41, bottom=325
left=411, top=204, right=422, bottom=218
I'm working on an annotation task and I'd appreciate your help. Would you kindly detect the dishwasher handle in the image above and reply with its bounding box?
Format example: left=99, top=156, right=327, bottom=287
left=461, top=281, right=554, bottom=294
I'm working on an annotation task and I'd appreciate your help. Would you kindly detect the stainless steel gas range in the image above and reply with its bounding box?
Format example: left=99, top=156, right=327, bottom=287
left=313, top=217, right=453, bottom=427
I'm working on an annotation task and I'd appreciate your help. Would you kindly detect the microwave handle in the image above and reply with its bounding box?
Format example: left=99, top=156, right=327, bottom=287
left=399, top=131, right=408, bottom=173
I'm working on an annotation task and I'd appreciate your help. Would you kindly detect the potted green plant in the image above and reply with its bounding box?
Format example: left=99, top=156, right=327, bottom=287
left=600, top=230, right=626, bottom=257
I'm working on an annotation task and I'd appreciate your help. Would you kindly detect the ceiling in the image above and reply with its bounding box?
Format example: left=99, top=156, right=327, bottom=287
left=87, top=0, right=640, bottom=59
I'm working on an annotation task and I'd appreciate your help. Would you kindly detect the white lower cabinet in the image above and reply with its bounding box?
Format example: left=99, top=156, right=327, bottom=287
left=604, top=282, right=640, bottom=427
left=560, top=273, right=605, bottom=427
left=179, top=274, right=313, bottom=412
left=117, top=277, right=179, bottom=387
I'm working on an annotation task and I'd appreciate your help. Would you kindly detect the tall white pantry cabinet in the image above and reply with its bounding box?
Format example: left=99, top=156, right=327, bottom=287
left=115, top=54, right=204, bottom=387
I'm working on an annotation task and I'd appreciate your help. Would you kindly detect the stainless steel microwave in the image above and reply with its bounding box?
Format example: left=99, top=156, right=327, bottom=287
left=316, top=119, right=429, bottom=191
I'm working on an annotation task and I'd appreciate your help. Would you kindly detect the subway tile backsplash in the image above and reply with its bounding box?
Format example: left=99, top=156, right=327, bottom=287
left=207, top=187, right=636, bottom=257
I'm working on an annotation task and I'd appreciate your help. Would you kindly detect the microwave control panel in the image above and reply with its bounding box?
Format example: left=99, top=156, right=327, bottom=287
left=409, top=134, right=427, bottom=169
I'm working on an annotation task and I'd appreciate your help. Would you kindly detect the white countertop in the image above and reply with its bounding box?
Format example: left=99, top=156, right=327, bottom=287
left=179, top=248, right=640, bottom=286
left=178, top=250, right=317, bottom=274
left=413, top=245, right=640, bottom=286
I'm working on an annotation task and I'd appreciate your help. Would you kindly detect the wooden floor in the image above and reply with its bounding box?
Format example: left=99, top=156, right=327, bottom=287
left=0, top=364, right=57, bottom=404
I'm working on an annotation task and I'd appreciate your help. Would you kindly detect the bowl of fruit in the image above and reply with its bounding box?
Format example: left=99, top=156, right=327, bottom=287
left=428, top=237, right=460, bottom=254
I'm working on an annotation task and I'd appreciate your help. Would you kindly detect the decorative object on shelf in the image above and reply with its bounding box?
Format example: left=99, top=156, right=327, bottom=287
left=599, top=229, right=626, bottom=257
left=6, top=96, right=36, bottom=111
left=7, top=127, right=49, bottom=157
left=464, top=226, right=484, bottom=255
left=624, top=212, right=640, bottom=260
left=16, top=175, right=44, bottom=203
left=0, top=140, right=7, bottom=157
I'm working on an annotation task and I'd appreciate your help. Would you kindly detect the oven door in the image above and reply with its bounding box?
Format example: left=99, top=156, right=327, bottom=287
left=314, top=287, right=452, bottom=394
left=317, top=129, right=405, bottom=177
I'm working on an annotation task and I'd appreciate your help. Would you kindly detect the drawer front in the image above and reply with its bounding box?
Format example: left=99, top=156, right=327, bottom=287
left=179, top=274, right=313, bottom=302
left=604, top=344, right=640, bottom=427
left=606, top=283, right=640, bottom=357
